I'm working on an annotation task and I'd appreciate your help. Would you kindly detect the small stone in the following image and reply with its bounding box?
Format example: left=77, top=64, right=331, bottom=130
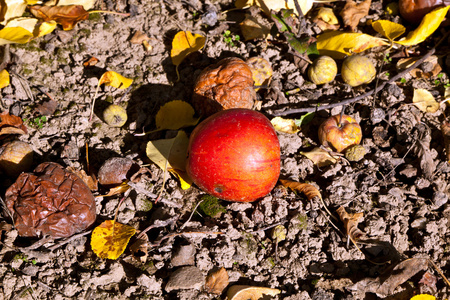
left=411, top=217, right=427, bottom=229
left=171, top=244, right=196, bottom=267
left=137, top=274, right=161, bottom=293
left=432, top=191, right=448, bottom=209
left=370, top=108, right=385, bottom=124
left=165, top=266, right=204, bottom=292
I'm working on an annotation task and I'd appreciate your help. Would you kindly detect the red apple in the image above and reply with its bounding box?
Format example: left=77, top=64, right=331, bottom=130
left=318, top=114, right=362, bottom=153
left=186, top=109, right=281, bottom=202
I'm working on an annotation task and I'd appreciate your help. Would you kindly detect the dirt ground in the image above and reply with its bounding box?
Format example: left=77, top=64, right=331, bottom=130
left=1, top=0, right=450, bottom=299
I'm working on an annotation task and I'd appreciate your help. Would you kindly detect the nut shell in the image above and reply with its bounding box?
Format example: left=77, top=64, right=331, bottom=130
left=192, top=57, right=256, bottom=117
left=318, top=115, right=362, bottom=153
left=308, top=56, right=337, bottom=85
left=341, top=55, right=376, bottom=87
left=5, top=162, right=96, bottom=238
left=0, top=140, right=33, bottom=177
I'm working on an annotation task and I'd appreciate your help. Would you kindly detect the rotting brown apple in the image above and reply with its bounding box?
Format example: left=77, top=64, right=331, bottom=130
left=318, top=114, right=362, bottom=153
left=399, top=0, right=450, bottom=23
left=186, top=108, right=280, bottom=202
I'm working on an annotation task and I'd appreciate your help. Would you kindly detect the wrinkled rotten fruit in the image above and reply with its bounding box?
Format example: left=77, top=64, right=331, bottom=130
left=308, top=56, right=337, bottom=85
left=341, top=55, right=376, bottom=87
left=192, top=57, right=256, bottom=117
left=186, top=109, right=280, bottom=202
left=399, top=0, right=449, bottom=23
left=318, top=115, right=362, bottom=153
left=5, top=162, right=96, bottom=238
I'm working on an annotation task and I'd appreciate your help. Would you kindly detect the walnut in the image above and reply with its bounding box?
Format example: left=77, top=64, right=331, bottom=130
left=5, top=162, right=96, bottom=238
left=192, top=57, right=256, bottom=117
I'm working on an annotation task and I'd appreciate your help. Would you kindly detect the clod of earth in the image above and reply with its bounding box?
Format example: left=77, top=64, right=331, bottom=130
left=5, top=162, right=96, bottom=238
left=192, top=57, right=256, bottom=117
left=318, top=114, right=362, bottom=153
left=186, top=108, right=280, bottom=202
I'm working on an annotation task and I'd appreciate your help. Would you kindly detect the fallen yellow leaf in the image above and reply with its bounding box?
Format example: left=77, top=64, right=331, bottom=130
left=91, top=220, right=136, bottom=260
left=412, top=88, right=439, bottom=113
left=155, top=100, right=199, bottom=131
left=395, top=6, right=450, bottom=46
left=317, top=31, right=388, bottom=59
left=5, top=17, right=56, bottom=38
left=271, top=117, right=299, bottom=134
left=239, top=14, right=270, bottom=41
left=99, top=71, right=133, bottom=89
left=316, top=7, right=339, bottom=25
left=410, top=295, right=436, bottom=300
left=171, top=31, right=205, bottom=80
left=146, top=131, right=192, bottom=189
left=372, top=20, right=405, bottom=41
left=0, top=27, right=33, bottom=45
left=237, top=0, right=314, bottom=17
left=0, top=70, right=10, bottom=89
left=57, top=0, right=97, bottom=10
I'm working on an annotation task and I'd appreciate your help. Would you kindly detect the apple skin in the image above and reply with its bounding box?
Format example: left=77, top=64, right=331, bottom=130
left=318, top=115, right=362, bottom=153
left=186, top=109, right=281, bottom=202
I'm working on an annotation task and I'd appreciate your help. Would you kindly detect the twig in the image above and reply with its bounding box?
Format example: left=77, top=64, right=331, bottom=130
left=292, top=0, right=306, bottom=36
left=136, top=216, right=178, bottom=240
left=0, top=195, right=14, bottom=223
left=149, top=231, right=224, bottom=248
left=48, top=230, right=92, bottom=251
left=0, top=44, right=11, bottom=71
left=126, top=181, right=182, bottom=208
left=179, top=199, right=204, bottom=230
left=247, top=221, right=287, bottom=234
left=273, top=48, right=437, bottom=116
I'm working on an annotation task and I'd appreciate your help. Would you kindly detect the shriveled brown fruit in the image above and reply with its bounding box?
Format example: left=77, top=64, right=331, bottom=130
left=97, top=157, right=139, bottom=186
left=0, top=140, right=33, bottom=177
left=399, top=0, right=450, bottom=23
left=5, top=162, right=96, bottom=238
left=192, top=57, right=256, bottom=117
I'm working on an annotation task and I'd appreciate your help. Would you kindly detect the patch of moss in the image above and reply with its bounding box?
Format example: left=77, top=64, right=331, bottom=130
left=199, top=195, right=226, bottom=218
left=89, top=13, right=102, bottom=21
left=40, top=57, right=52, bottom=65
left=79, top=28, right=91, bottom=37
left=296, top=214, right=308, bottom=231
left=105, top=95, right=114, bottom=103
left=22, top=67, right=33, bottom=75
left=103, top=23, right=112, bottom=30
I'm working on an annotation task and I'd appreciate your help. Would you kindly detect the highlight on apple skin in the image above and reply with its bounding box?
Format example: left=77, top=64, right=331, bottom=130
left=186, top=108, right=281, bottom=202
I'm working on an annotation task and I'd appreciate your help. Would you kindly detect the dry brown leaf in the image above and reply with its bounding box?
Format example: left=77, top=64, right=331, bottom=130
left=280, top=179, right=322, bottom=201
left=442, top=122, right=450, bottom=163
left=205, top=267, right=229, bottom=295
left=129, top=230, right=149, bottom=263
left=83, top=56, right=99, bottom=67
left=0, top=110, right=27, bottom=137
left=336, top=206, right=365, bottom=241
left=35, top=99, right=58, bottom=116
left=397, top=56, right=442, bottom=79
left=227, top=285, right=281, bottom=300
left=352, top=258, right=429, bottom=297
left=103, top=182, right=130, bottom=197
left=300, top=147, right=339, bottom=167
left=340, top=0, right=371, bottom=31
left=29, top=5, right=89, bottom=31
left=130, top=30, right=149, bottom=44
left=412, top=89, right=439, bottom=113
left=240, top=14, right=270, bottom=41
left=66, top=167, right=98, bottom=191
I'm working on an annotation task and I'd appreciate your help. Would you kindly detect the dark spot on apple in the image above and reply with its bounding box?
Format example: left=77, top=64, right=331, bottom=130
left=214, top=185, right=224, bottom=194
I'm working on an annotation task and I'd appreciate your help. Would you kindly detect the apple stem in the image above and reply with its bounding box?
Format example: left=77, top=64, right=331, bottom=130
left=338, top=106, right=346, bottom=128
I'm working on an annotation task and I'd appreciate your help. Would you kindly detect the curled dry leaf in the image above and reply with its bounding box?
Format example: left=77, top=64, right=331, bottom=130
left=300, top=147, right=339, bottom=167
left=205, top=267, right=229, bottom=294
left=442, top=121, right=450, bottom=163
left=57, top=0, right=97, bottom=10
left=130, top=30, right=149, bottom=44
left=0, top=110, right=27, bottom=136
left=372, top=20, right=405, bottom=41
left=29, top=5, right=89, bottom=31
left=129, top=230, right=149, bottom=263
left=83, top=56, right=99, bottom=67
left=227, top=285, right=281, bottom=300
left=312, top=7, right=340, bottom=31
left=98, top=71, right=133, bottom=89
left=171, top=31, right=206, bottom=80
left=340, top=0, right=371, bottom=31
left=412, top=89, right=439, bottom=113
left=336, top=206, right=365, bottom=241
left=271, top=117, right=299, bottom=134
left=0, top=0, right=28, bottom=25
left=91, top=220, right=136, bottom=260
left=66, top=166, right=98, bottom=191
left=102, top=182, right=130, bottom=197
left=280, top=179, right=322, bottom=201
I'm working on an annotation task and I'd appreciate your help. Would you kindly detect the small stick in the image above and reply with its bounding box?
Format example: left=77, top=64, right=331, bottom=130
left=48, top=230, right=92, bottom=251
left=136, top=216, right=179, bottom=240
left=179, top=199, right=204, bottom=230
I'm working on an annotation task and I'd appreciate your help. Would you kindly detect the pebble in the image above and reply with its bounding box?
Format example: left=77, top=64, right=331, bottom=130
left=137, top=274, right=161, bottom=293
left=165, top=266, right=204, bottom=292
left=171, top=244, right=196, bottom=267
